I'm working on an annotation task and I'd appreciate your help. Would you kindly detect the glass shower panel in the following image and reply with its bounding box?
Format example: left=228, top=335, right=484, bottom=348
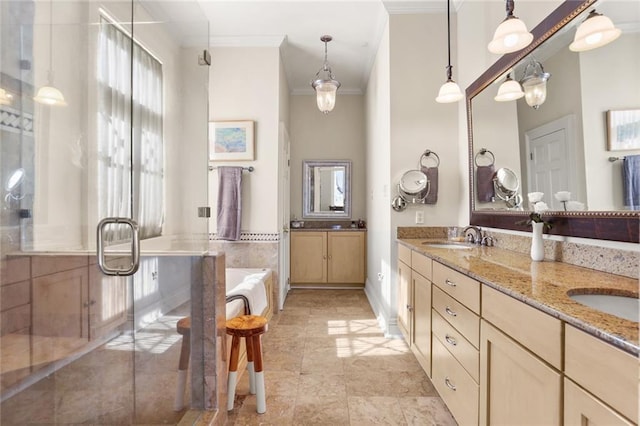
left=0, top=0, right=210, bottom=423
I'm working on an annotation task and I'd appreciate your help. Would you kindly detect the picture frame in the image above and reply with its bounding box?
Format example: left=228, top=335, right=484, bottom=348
left=209, top=120, right=254, bottom=161
left=606, top=109, right=640, bottom=151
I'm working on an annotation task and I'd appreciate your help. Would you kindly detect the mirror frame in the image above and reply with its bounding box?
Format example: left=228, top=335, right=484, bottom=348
left=467, top=0, right=638, bottom=243
left=302, top=160, right=352, bottom=219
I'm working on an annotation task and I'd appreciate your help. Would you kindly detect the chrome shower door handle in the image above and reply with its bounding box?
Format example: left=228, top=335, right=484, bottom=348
left=97, top=217, right=140, bottom=276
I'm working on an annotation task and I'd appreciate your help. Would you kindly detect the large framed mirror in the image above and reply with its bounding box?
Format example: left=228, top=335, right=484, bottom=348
left=303, top=160, right=352, bottom=219
left=467, top=0, right=639, bottom=242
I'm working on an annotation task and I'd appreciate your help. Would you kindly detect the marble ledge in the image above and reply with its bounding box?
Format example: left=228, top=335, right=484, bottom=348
left=398, top=238, right=639, bottom=356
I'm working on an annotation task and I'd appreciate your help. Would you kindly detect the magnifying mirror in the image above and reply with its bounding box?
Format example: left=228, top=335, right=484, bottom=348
left=493, top=167, right=522, bottom=208
left=5, top=168, right=24, bottom=192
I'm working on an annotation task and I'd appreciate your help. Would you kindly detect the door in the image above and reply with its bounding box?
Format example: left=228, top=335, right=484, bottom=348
left=327, top=232, right=365, bottom=283
left=0, top=1, right=210, bottom=424
left=525, top=115, right=579, bottom=210
left=290, top=232, right=327, bottom=284
left=278, top=122, right=291, bottom=309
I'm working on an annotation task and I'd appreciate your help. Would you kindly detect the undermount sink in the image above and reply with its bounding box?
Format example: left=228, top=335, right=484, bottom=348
left=569, top=293, right=639, bottom=322
left=421, top=242, right=473, bottom=250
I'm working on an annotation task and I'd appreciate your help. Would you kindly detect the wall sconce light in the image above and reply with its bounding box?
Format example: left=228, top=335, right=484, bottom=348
left=494, top=73, right=524, bottom=102
left=488, top=0, right=533, bottom=54
left=311, top=35, right=340, bottom=114
left=34, top=0, right=66, bottom=106
left=0, top=87, right=12, bottom=105
left=520, top=58, right=550, bottom=109
left=436, top=0, right=463, bottom=103
left=570, top=10, right=621, bottom=52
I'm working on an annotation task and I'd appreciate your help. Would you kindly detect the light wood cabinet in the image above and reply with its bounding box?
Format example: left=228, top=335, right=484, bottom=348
left=290, top=231, right=365, bottom=286
left=479, top=319, right=561, bottom=426
left=412, top=271, right=431, bottom=374
left=564, top=378, right=634, bottom=426
left=89, top=265, right=127, bottom=340
left=397, top=257, right=412, bottom=343
left=564, top=325, right=638, bottom=422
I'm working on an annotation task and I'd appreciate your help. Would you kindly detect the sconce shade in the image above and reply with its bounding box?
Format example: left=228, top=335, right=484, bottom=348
left=494, top=74, right=524, bottom=101
left=311, top=35, right=340, bottom=114
left=570, top=10, right=621, bottom=52
left=521, top=58, right=550, bottom=109
left=488, top=16, right=533, bottom=54
left=0, top=88, right=11, bottom=105
left=34, top=84, right=67, bottom=106
left=436, top=81, right=463, bottom=103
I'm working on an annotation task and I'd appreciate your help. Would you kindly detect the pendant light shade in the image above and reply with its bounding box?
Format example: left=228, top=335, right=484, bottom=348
left=488, top=0, right=533, bottom=54
left=520, top=58, right=550, bottom=109
left=569, top=10, right=621, bottom=52
left=311, top=35, right=340, bottom=114
left=0, top=88, right=12, bottom=105
left=34, top=0, right=66, bottom=107
left=494, top=73, right=524, bottom=101
left=436, top=0, right=463, bottom=104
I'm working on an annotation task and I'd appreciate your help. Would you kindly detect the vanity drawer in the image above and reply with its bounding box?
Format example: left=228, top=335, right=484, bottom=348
left=398, top=244, right=412, bottom=266
left=482, top=285, right=561, bottom=369
left=565, top=325, right=638, bottom=422
left=411, top=251, right=432, bottom=280
left=433, top=285, right=479, bottom=348
left=432, top=309, right=479, bottom=382
left=432, top=262, right=480, bottom=314
left=432, top=335, right=479, bottom=426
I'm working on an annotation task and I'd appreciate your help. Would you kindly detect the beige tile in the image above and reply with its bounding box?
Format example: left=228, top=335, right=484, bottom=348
left=298, top=372, right=347, bottom=397
left=232, top=394, right=296, bottom=425
left=263, top=370, right=300, bottom=396
left=398, top=396, right=457, bottom=426
left=346, top=371, right=437, bottom=397
left=293, top=394, right=350, bottom=426
left=301, top=347, right=345, bottom=375
left=348, top=396, right=408, bottom=426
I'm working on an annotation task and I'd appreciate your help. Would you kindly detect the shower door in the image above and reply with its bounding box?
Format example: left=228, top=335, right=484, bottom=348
left=0, top=0, right=210, bottom=423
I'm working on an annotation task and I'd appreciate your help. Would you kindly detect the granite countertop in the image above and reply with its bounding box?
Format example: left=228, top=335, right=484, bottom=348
left=398, top=238, right=639, bottom=356
left=291, top=220, right=366, bottom=231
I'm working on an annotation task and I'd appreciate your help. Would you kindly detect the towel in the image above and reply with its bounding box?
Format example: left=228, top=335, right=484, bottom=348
left=217, top=166, right=243, bottom=240
left=226, top=278, right=268, bottom=317
left=476, top=165, right=496, bottom=202
left=420, top=166, right=438, bottom=204
left=622, top=155, right=640, bottom=210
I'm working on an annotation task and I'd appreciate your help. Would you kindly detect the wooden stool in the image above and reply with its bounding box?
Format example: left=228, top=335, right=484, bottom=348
left=226, top=315, right=268, bottom=413
left=174, top=317, right=191, bottom=411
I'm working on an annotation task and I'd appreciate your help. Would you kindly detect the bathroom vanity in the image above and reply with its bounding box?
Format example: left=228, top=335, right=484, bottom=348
left=397, top=239, right=638, bottom=426
left=290, top=224, right=366, bottom=288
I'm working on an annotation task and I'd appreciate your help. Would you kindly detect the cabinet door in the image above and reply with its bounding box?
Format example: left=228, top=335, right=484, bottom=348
left=480, top=320, right=561, bottom=426
left=564, top=378, right=634, bottom=426
left=89, top=264, right=127, bottom=340
left=290, top=232, right=327, bottom=283
left=32, top=268, right=89, bottom=339
left=397, top=260, right=412, bottom=343
left=412, top=271, right=431, bottom=376
left=327, top=232, right=365, bottom=283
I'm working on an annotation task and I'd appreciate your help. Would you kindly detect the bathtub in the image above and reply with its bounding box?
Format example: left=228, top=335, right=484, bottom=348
left=226, top=268, right=273, bottom=320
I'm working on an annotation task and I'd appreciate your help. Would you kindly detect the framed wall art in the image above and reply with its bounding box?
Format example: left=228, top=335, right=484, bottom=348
left=606, top=109, right=640, bottom=151
left=209, top=120, right=255, bottom=161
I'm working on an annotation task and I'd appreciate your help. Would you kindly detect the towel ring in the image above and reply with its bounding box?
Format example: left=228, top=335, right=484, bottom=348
left=474, top=148, right=495, bottom=167
left=419, top=150, right=440, bottom=168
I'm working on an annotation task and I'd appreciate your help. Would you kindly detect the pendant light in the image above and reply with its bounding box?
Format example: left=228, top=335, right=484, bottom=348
left=488, top=0, right=533, bottom=54
left=520, top=58, right=550, bottom=109
left=569, top=10, right=621, bottom=52
left=34, top=0, right=67, bottom=106
left=494, top=73, right=524, bottom=102
left=311, top=35, right=340, bottom=114
left=435, top=0, right=463, bottom=104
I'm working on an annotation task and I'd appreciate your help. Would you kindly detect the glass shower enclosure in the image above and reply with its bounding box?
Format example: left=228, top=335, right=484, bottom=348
left=0, top=0, right=212, bottom=423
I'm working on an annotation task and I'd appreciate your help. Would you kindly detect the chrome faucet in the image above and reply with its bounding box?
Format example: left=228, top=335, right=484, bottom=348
left=463, top=225, right=482, bottom=244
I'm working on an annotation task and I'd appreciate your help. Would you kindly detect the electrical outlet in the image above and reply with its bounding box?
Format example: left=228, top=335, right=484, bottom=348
left=415, top=211, right=424, bottom=224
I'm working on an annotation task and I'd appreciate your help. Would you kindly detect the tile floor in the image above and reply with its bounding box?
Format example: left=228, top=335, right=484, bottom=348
left=226, top=289, right=457, bottom=426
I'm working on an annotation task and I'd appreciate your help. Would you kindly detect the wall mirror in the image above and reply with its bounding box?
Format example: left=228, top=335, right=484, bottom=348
left=467, top=0, right=639, bottom=242
left=303, top=160, right=351, bottom=219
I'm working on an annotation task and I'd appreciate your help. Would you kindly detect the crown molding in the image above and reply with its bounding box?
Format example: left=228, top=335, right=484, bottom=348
left=383, top=0, right=464, bottom=14
left=290, top=88, right=363, bottom=96
left=209, top=35, right=286, bottom=48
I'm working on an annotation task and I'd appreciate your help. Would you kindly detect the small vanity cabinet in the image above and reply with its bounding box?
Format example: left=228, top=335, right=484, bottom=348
left=290, top=229, right=366, bottom=287
left=397, top=245, right=432, bottom=374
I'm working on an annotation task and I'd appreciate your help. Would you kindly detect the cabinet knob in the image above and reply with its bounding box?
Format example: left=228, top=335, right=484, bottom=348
left=445, top=334, right=458, bottom=346
left=445, top=307, right=457, bottom=317
left=323, top=255, right=327, bottom=260
left=445, top=279, right=456, bottom=287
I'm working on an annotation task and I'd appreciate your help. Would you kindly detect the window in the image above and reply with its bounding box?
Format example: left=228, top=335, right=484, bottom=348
left=97, top=16, right=164, bottom=240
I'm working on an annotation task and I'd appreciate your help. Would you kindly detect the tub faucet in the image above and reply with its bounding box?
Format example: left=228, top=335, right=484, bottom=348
left=463, top=225, right=482, bottom=244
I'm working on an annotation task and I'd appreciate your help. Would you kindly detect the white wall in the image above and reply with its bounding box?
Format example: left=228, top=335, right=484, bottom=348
left=289, top=94, right=367, bottom=221
left=209, top=46, right=281, bottom=234
left=365, top=20, right=392, bottom=335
